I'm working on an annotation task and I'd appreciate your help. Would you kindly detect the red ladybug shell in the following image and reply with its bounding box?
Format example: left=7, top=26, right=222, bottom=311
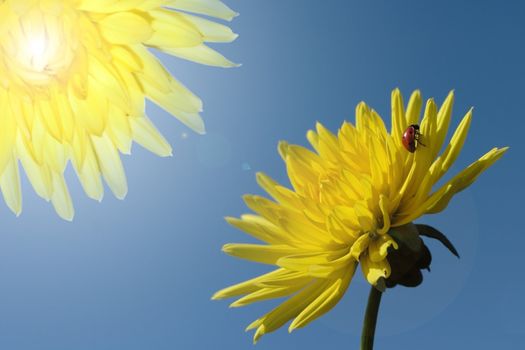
left=402, top=124, right=419, bottom=153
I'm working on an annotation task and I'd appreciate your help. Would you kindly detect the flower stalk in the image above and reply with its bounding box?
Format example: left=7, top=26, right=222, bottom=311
left=360, top=285, right=383, bottom=350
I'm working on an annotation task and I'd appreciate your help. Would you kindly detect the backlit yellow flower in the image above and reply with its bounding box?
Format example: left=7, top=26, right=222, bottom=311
left=213, top=89, right=507, bottom=343
left=0, top=0, right=237, bottom=219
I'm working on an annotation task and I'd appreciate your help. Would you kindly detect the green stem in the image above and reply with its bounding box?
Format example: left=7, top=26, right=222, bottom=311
left=360, top=285, right=383, bottom=350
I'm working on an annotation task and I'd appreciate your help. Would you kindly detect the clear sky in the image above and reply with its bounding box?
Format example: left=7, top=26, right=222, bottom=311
left=0, top=0, right=523, bottom=349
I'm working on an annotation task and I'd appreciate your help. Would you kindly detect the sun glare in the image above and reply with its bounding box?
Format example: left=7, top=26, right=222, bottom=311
left=25, top=33, right=48, bottom=68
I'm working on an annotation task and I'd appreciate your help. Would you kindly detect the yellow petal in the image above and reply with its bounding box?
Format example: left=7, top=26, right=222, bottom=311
left=377, top=195, right=391, bottom=234
left=248, top=279, right=330, bottom=343
left=350, top=234, right=370, bottom=260
left=72, top=141, right=104, bottom=202
left=398, top=98, right=438, bottom=210
left=50, top=171, right=74, bottom=221
left=432, top=90, right=455, bottom=159
left=395, top=147, right=507, bottom=225
left=159, top=44, right=239, bottom=67
left=166, top=0, right=238, bottom=21
left=129, top=115, right=172, bottom=157
left=16, top=135, right=52, bottom=200
left=0, top=155, right=22, bottom=216
left=146, top=10, right=203, bottom=48
left=369, top=234, right=398, bottom=262
left=289, top=265, right=355, bottom=332
left=437, top=109, right=473, bottom=180
left=225, top=214, right=288, bottom=245
left=255, top=172, right=303, bottom=208
left=98, top=12, right=153, bottom=44
left=276, top=249, right=349, bottom=277
left=406, top=90, right=422, bottom=126
left=91, top=133, right=127, bottom=199
left=78, top=0, right=144, bottom=12
left=222, top=244, right=299, bottom=265
left=360, top=255, right=391, bottom=285
left=231, top=283, right=308, bottom=308
left=110, top=46, right=143, bottom=72
left=212, top=268, right=292, bottom=300
left=106, top=106, right=132, bottom=155
left=140, top=78, right=205, bottom=133
left=68, top=78, right=109, bottom=136
left=0, top=89, right=17, bottom=176
left=426, top=147, right=508, bottom=214
left=390, top=88, right=407, bottom=146
left=316, top=122, right=341, bottom=163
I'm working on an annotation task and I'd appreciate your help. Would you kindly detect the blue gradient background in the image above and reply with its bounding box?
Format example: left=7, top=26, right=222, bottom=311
left=0, top=0, right=523, bottom=349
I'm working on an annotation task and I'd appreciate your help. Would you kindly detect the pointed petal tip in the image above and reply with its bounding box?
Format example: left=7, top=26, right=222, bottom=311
left=441, top=90, right=455, bottom=108
left=115, top=189, right=128, bottom=200
left=277, top=140, right=289, bottom=159
left=12, top=205, right=22, bottom=217
left=222, top=243, right=235, bottom=254
left=356, top=100, right=367, bottom=110
left=222, top=11, right=240, bottom=22
left=211, top=291, right=225, bottom=301
left=241, top=193, right=253, bottom=203
left=224, top=216, right=241, bottom=227
left=253, top=330, right=264, bottom=344
left=59, top=211, right=74, bottom=222
left=229, top=301, right=243, bottom=308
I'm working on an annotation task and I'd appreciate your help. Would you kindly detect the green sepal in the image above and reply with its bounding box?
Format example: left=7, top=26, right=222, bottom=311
left=388, top=222, right=421, bottom=253
left=385, top=223, right=427, bottom=288
left=416, top=224, right=460, bottom=258
left=397, top=268, right=423, bottom=287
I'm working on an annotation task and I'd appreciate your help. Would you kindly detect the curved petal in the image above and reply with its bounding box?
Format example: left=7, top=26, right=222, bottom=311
left=222, top=244, right=300, bottom=265
left=247, top=279, right=330, bottom=343
left=361, top=255, right=391, bottom=286
left=289, top=264, right=356, bottom=332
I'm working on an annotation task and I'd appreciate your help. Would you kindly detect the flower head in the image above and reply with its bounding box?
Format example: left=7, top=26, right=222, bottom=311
left=0, top=0, right=237, bottom=219
left=213, top=89, right=507, bottom=342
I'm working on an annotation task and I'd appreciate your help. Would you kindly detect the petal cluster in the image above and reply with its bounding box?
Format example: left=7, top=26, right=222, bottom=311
left=0, top=0, right=237, bottom=219
left=213, top=89, right=507, bottom=342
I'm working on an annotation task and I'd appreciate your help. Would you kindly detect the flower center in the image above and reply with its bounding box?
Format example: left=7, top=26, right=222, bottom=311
left=368, top=231, right=379, bottom=240
left=0, top=3, right=79, bottom=88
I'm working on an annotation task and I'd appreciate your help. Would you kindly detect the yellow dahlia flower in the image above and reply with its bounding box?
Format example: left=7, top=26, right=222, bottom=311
left=213, top=89, right=507, bottom=343
left=0, top=0, right=237, bottom=219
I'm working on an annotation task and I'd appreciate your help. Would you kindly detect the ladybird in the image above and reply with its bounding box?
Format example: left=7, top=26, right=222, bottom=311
left=402, top=124, right=424, bottom=153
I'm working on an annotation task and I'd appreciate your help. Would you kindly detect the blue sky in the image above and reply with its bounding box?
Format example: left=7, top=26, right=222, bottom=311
left=0, top=0, right=523, bottom=349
